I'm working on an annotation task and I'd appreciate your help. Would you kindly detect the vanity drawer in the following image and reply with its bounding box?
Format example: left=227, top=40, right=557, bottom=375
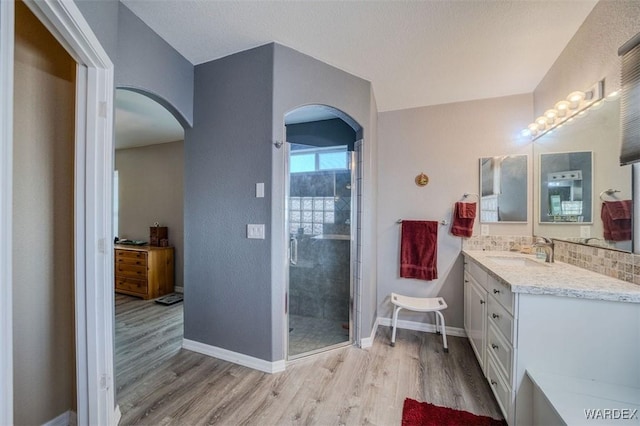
left=487, top=353, right=512, bottom=421
left=487, top=322, right=513, bottom=383
left=488, top=296, right=515, bottom=344
left=466, top=258, right=489, bottom=292
left=488, top=274, right=514, bottom=314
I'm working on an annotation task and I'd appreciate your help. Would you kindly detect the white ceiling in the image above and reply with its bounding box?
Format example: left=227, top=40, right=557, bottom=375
left=122, top=0, right=598, bottom=112
left=115, top=89, right=184, bottom=150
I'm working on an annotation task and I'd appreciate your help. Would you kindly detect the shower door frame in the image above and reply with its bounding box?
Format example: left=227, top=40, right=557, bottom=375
left=284, top=141, right=360, bottom=360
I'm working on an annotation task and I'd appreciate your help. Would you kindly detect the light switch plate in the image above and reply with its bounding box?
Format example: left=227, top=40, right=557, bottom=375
left=256, top=183, right=264, bottom=198
left=481, top=224, right=489, bottom=236
left=247, top=224, right=265, bottom=239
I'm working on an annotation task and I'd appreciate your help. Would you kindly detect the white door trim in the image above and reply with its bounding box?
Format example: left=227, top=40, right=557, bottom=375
left=2, top=1, right=115, bottom=424
left=0, top=1, right=15, bottom=424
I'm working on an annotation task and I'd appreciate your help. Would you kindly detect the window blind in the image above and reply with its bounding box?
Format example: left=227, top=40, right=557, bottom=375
left=619, top=32, right=640, bottom=165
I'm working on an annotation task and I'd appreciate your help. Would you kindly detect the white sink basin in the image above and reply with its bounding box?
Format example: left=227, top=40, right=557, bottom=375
left=487, top=256, right=548, bottom=267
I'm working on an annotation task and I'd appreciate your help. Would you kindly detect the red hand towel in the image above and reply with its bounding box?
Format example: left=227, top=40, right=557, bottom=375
left=601, top=200, right=632, bottom=241
left=400, top=220, right=438, bottom=281
left=451, top=202, right=476, bottom=237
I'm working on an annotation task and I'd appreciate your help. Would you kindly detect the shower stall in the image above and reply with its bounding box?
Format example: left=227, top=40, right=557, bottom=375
left=285, top=106, right=361, bottom=359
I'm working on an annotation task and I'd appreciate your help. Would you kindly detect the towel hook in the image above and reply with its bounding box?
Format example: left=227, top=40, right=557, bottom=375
left=462, top=193, right=479, bottom=202
left=599, top=189, right=620, bottom=201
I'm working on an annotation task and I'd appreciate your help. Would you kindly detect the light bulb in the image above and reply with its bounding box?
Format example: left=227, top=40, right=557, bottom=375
left=554, top=100, right=570, bottom=117
left=544, top=109, right=558, bottom=124
left=567, top=91, right=585, bottom=109
left=536, top=116, right=547, bottom=130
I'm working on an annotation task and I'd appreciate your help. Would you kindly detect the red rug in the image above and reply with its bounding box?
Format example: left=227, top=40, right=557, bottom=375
left=402, top=398, right=507, bottom=426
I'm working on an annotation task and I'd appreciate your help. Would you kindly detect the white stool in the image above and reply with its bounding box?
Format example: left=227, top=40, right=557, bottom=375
left=390, top=293, right=448, bottom=352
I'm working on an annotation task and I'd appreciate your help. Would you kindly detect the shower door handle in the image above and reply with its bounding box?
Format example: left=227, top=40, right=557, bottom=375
left=290, top=237, right=298, bottom=265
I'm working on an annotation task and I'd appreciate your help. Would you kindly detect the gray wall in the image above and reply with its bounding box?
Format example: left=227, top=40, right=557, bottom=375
left=75, top=0, right=194, bottom=127
left=115, top=141, right=184, bottom=288
left=13, top=3, right=76, bottom=423
left=272, top=43, right=377, bottom=357
left=184, top=45, right=274, bottom=360
left=286, top=118, right=356, bottom=150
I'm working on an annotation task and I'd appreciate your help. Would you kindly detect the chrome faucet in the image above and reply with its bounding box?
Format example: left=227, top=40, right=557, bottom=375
left=533, top=237, right=554, bottom=263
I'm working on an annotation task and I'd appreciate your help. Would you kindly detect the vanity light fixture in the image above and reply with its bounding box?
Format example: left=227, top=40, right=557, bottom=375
left=523, top=80, right=604, bottom=140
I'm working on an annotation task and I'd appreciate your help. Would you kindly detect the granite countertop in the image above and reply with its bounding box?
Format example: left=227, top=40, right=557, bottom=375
left=463, top=250, right=640, bottom=304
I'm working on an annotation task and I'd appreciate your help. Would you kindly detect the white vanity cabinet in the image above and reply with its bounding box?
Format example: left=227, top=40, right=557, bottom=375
left=463, top=251, right=640, bottom=426
left=464, top=256, right=517, bottom=423
left=463, top=260, right=487, bottom=371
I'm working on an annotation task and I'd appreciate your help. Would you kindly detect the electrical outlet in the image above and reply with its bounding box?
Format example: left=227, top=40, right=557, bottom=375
left=481, top=224, right=489, bottom=236
left=580, top=226, right=590, bottom=238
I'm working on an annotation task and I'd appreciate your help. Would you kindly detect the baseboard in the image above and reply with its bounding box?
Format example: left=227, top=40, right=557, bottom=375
left=378, top=317, right=467, bottom=337
left=182, top=339, right=286, bottom=374
left=43, top=410, right=76, bottom=426
left=360, top=317, right=379, bottom=348
left=114, top=404, right=121, bottom=425
left=173, top=286, right=184, bottom=294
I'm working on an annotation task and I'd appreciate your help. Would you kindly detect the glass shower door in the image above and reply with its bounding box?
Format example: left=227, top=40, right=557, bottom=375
left=287, top=142, right=354, bottom=358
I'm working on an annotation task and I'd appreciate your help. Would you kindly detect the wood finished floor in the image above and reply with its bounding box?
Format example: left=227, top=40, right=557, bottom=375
left=115, top=294, right=502, bottom=425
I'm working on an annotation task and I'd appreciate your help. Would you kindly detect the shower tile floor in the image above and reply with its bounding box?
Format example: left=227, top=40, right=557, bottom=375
left=289, top=314, right=350, bottom=357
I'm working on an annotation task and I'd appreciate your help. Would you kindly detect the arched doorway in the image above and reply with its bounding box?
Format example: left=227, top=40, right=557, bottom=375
left=113, top=87, right=186, bottom=413
left=284, top=105, right=363, bottom=359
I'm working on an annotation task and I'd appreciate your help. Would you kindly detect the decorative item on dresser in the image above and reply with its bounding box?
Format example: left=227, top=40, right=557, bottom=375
left=149, top=222, right=168, bottom=247
left=114, top=244, right=174, bottom=299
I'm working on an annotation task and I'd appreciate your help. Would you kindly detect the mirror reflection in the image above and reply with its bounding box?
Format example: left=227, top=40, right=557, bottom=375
left=533, top=98, right=633, bottom=251
left=480, top=155, right=527, bottom=223
left=539, top=151, right=592, bottom=223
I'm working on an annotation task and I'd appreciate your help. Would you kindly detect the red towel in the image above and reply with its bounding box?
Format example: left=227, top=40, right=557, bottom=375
left=601, top=200, right=632, bottom=241
left=451, top=202, right=476, bottom=237
left=400, top=220, right=438, bottom=281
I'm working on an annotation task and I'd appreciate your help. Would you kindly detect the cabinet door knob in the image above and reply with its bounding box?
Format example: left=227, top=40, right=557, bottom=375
left=491, top=343, right=499, bottom=350
left=492, top=313, right=500, bottom=319
left=493, top=289, right=501, bottom=294
left=464, top=279, right=469, bottom=283
left=480, top=300, right=486, bottom=305
left=490, top=380, right=497, bottom=386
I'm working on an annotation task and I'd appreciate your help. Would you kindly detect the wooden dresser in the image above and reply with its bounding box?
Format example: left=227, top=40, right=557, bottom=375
left=114, top=245, right=174, bottom=299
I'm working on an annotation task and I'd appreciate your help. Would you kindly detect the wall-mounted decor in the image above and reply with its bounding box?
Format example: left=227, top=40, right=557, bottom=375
left=415, top=172, right=429, bottom=187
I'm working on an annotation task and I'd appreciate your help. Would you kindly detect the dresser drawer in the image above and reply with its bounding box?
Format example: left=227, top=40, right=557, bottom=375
left=488, top=296, right=515, bottom=344
left=115, top=277, right=148, bottom=295
left=115, top=263, right=147, bottom=279
left=487, top=353, right=511, bottom=420
left=115, top=249, right=146, bottom=260
left=488, top=274, right=514, bottom=314
left=487, top=322, right=513, bottom=383
left=115, top=254, right=147, bottom=266
left=465, top=258, right=489, bottom=291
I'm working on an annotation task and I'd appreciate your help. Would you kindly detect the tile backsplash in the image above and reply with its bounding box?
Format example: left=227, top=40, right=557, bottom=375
left=463, top=235, right=640, bottom=286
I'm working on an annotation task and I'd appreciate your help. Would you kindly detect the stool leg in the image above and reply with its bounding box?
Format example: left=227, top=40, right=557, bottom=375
left=435, top=311, right=441, bottom=335
left=391, top=306, right=402, bottom=347
left=435, top=310, right=448, bottom=353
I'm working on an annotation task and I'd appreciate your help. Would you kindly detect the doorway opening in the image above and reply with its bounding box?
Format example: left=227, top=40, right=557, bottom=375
left=285, top=105, right=362, bottom=359
left=113, top=88, right=185, bottom=411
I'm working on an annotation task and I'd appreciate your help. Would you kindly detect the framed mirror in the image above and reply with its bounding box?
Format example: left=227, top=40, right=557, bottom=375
left=533, top=98, right=633, bottom=251
left=539, top=151, right=592, bottom=224
left=480, top=155, right=527, bottom=223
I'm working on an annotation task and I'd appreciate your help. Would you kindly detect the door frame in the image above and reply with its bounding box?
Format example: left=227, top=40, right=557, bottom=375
left=0, top=1, right=115, bottom=424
